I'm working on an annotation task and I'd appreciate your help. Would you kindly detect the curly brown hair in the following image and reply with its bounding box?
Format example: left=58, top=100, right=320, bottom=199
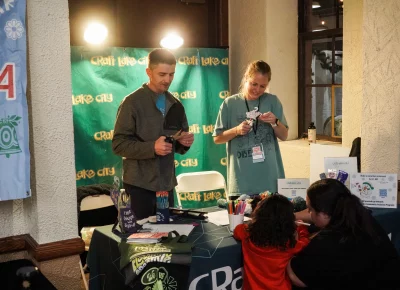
left=247, top=194, right=296, bottom=250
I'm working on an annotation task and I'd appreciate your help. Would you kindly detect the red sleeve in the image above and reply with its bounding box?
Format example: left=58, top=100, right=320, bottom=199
left=290, top=225, right=310, bottom=254
left=233, top=224, right=247, bottom=241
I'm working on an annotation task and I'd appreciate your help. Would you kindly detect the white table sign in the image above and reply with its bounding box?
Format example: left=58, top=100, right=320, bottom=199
left=278, top=179, right=310, bottom=199
left=310, top=144, right=350, bottom=183
left=350, top=173, right=398, bottom=208
left=324, top=157, right=358, bottom=175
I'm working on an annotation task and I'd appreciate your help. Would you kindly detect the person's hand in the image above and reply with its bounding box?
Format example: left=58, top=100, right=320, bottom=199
left=154, top=136, right=173, bottom=156
left=177, top=132, right=194, bottom=147
left=259, top=111, right=277, bottom=124
left=236, top=121, right=251, bottom=136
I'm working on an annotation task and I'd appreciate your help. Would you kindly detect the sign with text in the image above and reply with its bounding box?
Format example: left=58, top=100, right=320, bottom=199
left=350, top=173, right=398, bottom=208
left=324, top=157, right=357, bottom=185
left=278, top=179, right=310, bottom=199
left=0, top=0, right=30, bottom=201
left=324, top=157, right=357, bottom=174
left=71, top=47, right=229, bottom=208
left=120, top=208, right=138, bottom=233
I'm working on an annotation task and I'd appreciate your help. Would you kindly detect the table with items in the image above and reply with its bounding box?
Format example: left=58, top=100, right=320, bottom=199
left=87, top=206, right=400, bottom=290
left=87, top=214, right=243, bottom=290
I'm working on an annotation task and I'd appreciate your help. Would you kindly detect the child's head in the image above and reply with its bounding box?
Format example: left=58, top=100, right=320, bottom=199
left=247, top=194, right=296, bottom=250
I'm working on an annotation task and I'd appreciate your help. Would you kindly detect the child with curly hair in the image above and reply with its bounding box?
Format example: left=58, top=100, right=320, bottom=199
left=234, top=194, right=309, bottom=290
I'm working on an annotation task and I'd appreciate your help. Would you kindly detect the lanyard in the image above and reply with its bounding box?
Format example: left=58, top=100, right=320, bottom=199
left=245, top=97, right=261, bottom=134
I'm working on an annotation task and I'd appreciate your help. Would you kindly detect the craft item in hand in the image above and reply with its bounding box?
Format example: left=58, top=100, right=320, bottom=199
left=165, top=129, right=183, bottom=144
left=246, top=107, right=262, bottom=120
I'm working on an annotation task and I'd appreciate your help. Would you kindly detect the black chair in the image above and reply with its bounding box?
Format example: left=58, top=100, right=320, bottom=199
left=78, top=194, right=118, bottom=267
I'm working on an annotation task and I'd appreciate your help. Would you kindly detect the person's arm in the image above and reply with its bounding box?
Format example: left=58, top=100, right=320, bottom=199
left=259, top=112, right=288, bottom=141
left=272, top=120, right=288, bottom=141
left=287, top=262, right=307, bottom=288
left=213, top=100, right=251, bottom=144
left=233, top=224, right=246, bottom=241
left=291, top=225, right=310, bottom=254
left=112, top=98, right=158, bottom=159
left=213, top=121, right=251, bottom=144
left=294, top=209, right=312, bottom=224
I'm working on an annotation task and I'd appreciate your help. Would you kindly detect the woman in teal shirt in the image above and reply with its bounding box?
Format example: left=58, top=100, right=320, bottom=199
left=213, top=60, right=288, bottom=196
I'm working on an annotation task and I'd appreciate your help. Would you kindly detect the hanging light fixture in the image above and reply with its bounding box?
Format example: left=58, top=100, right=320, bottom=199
left=313, top=20, right=328, bottom=32
left=84, top=22, right=108, bottom=45
left=312, top=1, right=321, bottom=9
left=160, top=32, right=184, bottom=49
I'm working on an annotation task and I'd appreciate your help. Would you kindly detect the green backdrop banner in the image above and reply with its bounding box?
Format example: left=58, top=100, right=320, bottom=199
left=71, top=47, right=229, bottom=208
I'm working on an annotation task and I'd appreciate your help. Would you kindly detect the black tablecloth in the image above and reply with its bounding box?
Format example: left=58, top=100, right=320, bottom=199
left=87, top=216, right=243, bottom=290
left=371, top=206, right=400, bottom=254
left=87, top=206, right=400, bottom=290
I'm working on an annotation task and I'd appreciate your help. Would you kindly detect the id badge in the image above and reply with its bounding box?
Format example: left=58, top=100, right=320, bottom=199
left=252, top=144, right=265, bottom=163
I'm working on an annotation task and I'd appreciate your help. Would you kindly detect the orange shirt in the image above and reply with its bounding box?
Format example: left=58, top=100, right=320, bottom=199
left=234, top=224, right=309, bottom=290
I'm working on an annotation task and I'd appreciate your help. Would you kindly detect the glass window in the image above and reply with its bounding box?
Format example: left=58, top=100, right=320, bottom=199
left=299, top=0, right=343, bottom=140
left=301, top=0, right=343, bottom=33
left=309, top=38, right=332, bottom=85
left=311, top=87, right=331, bottom=135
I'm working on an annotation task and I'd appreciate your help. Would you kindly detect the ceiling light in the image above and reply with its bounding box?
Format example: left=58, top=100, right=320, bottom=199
left=84, top=22, right=108, bottom=45
left=313, top=20, right=328, bottom=32
left=160, top=33, right=184, bottom=49
left=312, top=1, right=321, bottom=8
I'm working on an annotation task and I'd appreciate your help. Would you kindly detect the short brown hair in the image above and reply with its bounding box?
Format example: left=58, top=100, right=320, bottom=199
left=147, top=48, right=176, bottom=69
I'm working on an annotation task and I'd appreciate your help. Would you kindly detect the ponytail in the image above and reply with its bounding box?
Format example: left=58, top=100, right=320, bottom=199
left=329, top=194, right=378, bottom=242
left=307, top=179, right=379, bottom=243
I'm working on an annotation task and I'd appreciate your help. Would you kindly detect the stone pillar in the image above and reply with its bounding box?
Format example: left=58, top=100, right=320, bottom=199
left=361, top=0, right=400, bottom=175
left=229, top=0, right=298, bottom=139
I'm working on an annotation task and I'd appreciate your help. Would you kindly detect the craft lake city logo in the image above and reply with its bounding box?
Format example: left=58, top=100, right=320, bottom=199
left=4, top=19, right=24, bottom=40
left=0, top=115, right=22, bottom=158
left=171, top=90, right=196, bottom=100
left=219, top=91, right=230, bottom=99
left=76, top=167, right=115, bottom=180
left=141, top=267, right=178, bottom=290
left=72, top=93, right=113, bottom=105
left=174, top=158, right=198, bottom=168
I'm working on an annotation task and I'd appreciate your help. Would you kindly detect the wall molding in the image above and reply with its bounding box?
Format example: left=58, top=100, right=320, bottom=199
left=0, top=235, right=84, bottom=262
left=0, top=235, right=26, bottom=254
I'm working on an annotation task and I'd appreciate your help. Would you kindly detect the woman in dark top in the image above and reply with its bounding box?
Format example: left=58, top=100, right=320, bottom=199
left=287, top=179, right=400, bottom=289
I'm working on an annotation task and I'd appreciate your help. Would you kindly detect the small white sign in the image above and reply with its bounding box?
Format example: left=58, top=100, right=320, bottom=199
left=278, top=178, right=310, bottom=199
left=310, top=144, right=351, bottom=183
left=350, top=173, right=398, bottom=208
left=324, top=157, right=358, bottom=175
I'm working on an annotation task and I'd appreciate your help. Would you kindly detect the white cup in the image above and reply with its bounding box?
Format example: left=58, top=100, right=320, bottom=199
left=228, top=214, right=244, bottom=232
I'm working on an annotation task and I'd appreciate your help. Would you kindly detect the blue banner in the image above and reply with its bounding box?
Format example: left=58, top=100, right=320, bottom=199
left=0, top=0, right=30, bottom=201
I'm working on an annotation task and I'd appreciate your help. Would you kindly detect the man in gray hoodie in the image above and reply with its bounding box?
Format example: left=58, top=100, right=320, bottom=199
left=112, top=48, right=194, bottom=219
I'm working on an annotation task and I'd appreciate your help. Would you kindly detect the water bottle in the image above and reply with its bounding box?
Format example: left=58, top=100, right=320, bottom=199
left=308, top=122, right=316, bottom=144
